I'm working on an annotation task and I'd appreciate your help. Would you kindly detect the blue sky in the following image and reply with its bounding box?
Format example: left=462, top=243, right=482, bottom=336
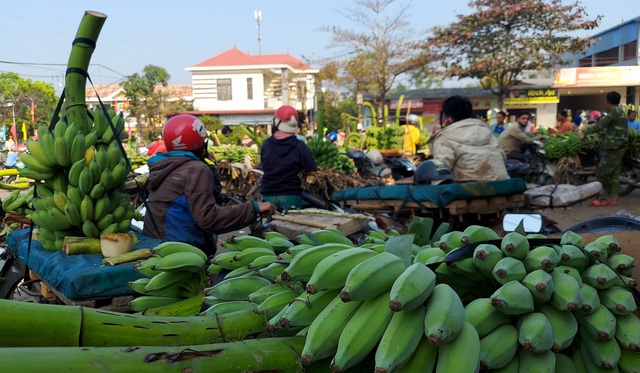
left=0, top=0, right=634, bottom=89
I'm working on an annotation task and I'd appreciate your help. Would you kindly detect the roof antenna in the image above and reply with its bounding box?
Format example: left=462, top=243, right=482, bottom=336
left=254, top=10, right=262, bottom=55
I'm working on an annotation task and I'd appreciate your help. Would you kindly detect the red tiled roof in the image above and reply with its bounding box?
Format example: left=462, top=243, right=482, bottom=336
left=192, top=47, right=314, bottom=71
left=85, top=84, right=193, bottom=99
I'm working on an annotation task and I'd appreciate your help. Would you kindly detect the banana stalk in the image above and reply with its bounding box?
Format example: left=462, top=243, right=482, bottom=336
left=63, top=236, right=101, bottom=255
left=0, top=337, right=305, bottom=373
left=102, top=248, right=153, bottom=266
left=64, top=11, right=107, bottom=133
left=0, top=299, right=267, bottom=347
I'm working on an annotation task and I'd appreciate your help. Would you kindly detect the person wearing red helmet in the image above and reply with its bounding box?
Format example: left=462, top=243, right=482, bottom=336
left=260, top=105, right=317, bottom=210
left=143, top=114, right=276, bottom=256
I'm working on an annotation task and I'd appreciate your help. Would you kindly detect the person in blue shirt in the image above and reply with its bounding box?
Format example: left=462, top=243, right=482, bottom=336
left=5, top=147, right=18, bottom=168
left=627, top=110, right=639, bottom=132
left=491, top=111, right=508, bottom=135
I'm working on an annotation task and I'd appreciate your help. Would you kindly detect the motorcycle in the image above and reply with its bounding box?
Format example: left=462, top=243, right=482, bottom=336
left=570, top=150, right=640, bottom=196
left=505, top=141, right=552, bottom=185
left=346, top=150, right=416, bottom=182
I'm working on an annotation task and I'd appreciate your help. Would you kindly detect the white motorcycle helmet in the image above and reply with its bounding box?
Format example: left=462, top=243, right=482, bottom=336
left=408, top=114, right=419, bottom=125
left=366, top=149, right=383, bottom=165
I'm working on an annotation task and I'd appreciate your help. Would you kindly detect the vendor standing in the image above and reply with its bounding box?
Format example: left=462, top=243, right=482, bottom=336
left=580, top=91, right=629, bottom=207
left=143, top=114, right=276, bottom=256
left=260, top=105, right=317, bottom=210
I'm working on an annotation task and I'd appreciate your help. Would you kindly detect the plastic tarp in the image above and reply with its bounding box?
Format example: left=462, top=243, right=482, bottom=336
left=332, top=178, right=527, bottom=208
left=6, top=228, right=162, bottom=301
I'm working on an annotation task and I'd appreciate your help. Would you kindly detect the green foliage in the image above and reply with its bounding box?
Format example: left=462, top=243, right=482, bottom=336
left=121, top=64, right=171, bottom=133
left=0, top=72, right=57, bottom=132
left=424, top=0, right=600, bottom=108
left=218, top=126, right=246, bottom=146
left=199, top=115, right=223, bottom=134
left=364, top=124, right=404, bottom=150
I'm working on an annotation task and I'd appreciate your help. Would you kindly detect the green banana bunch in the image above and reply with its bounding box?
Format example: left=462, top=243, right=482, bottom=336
left=423, top=283, right=465, bottom=346
left=340, top=251, right=405, bottom=303
left=305, top=248, right=377, bottom=294
left=478, top=324, right=519, bottom=370
left=204, top=276, right=271, bottom=301
left=280, top=243, right=353, bottom=283
left=374, top=305, right=426, bottom=373
left=278, top=289, right=340, bottom=330
left=388, top=262, right=436, bottom=312
left=435, top=321, right=481, bottom=372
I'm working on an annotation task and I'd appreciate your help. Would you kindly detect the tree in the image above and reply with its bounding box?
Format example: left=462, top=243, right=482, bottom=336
left=324, top=0, right=424, bottom=119
left=0, top=72, right=57, bottom=140
left=121, top=65, right=171, bottom=139
left=422, top=0, right=600, bottom=109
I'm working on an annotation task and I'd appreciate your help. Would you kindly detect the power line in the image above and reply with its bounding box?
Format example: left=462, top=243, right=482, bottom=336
left=0, top=60, right=127, bottom=77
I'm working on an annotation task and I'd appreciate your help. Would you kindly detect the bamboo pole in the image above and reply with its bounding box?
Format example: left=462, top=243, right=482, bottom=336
left=0, top=299, right=268, bottom=347
left=64, top=11, right=107, bottom=133
left=0, top=337, right=305, bottom=373
left=63, top=236, right=101, bottom=255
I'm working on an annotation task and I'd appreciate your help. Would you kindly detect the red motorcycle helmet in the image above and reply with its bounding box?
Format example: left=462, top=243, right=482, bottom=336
left=589, top=110, right=602, bottom=121
left=163, top=114, right=208, bottom=151
left=274, top=105, right=298, bottom=124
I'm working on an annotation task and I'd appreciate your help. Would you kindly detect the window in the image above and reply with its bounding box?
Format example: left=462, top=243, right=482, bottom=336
left=217, top=78, right=232, bottom=101
left=247, top=77, right=253, bottom=100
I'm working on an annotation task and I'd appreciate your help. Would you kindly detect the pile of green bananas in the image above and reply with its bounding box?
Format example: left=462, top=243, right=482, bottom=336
left=200, top=225, right=639, bottom=372
left=128, top=242, right=209, bottom=312
left=209, top=144, right=258, bottom=164
left=306, top=137, right=354, bottom=174
left=628, top=130, right=640, bottom=158
left=543, top=132, right=583, bottom=159
left=129, top=155, right=149, bottom=170
left=2, top=187, right=34, bottom=214
left=19, top=108, right=137, bottom=251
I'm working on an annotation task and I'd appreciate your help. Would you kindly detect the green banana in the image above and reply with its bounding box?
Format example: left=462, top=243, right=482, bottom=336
left=67, top=159, right=85, bottom=188
left=340, top=251, right=405, bottom=303
left=266, top=236, right=294, bottom=254
left=492, top=256, right=527, bottom=285
left=394, top=336, right=438, bottom=373
left=521, top=268, right=555, bottom=305
left=305, top=248, right=377, bottom=294
left=134, top=257, right=163, bottom=278
left=89, top=183, right=105, bottom=199
left=81, top=220, right=100, bottom=238
left=232, top=247, right=277, bottom=267
left=204, top=276, right=271, bottom=301
left=389, top=262, right=435, bottom=312
left=518, top=348, right=555, bottom=372
left=582, top=263, right=620, bottom=289
left=280, top=243, right=353, bottom=283
left=445, top=254, right=487, bottom=282
left=554, top=264, right=583, bottom=285
left=576, top=305, right=617, bottom=341
left=437, top=230, right=465, bottom=252
left=500, top=231, right=529, bottom=260
left=618, top=347, right=640, bottom=373
left=517, top=311, right=554, bottom=353
left=151, top=251, right=206, bottom=273
left=490, top=280, right=534, bottom=315
left=550, top=270, right=583, bottom=312
left=78, top=166, right=93, bottom=195
left=580, top=329, right=621, bottom=370
left=63, top=200, right=82, bottom=226
left=300, top=295, right=363, bottom=365
left=26, top=139, right=57, bottom=168
left=247, top=254, right=278, bottom=269
left=478, top=324, right=519, bottom=370
left=152, top=241, right=208, bottom=262
left=461, top=224, right=500, bottom=244
left=584, top=241, right=609, bottom=263
left=413, top=247, right=446, bottom=265
left=256, top=263, right=287, bottom=281
left=464, top=297, right=512, bottom=338
left=472, top=243, right=504, bottom=277
left=247, top=282, right=304, bottom=304
left=435, top=321, right=481, bottom=373
left=128, top=277, right=151, bottom=294
left=599, top=285, right=637, bottom=315
left=424, top=283, right=465, bottom=346
left=54, top=135, right=71, bottom=167
left=374, top=305, right=426, bottom=373
left=330, top=291, right=394, bottom=372
left=254, top=290, right=300, bottom=318
left=560, top=230, right=584, bottom=247
left=592, top=234, right=621, bottom=258
left=554, top=352, right=578, bottom=373
left=278, top=289, right=340, bottom=330
left=18, top=153, right=55, bottom=174
left=39, top=129, right=59, bottom=167
left=537, top=303, right=578, bottom=351
left=523, top=245, right=560, bottom=272
left=227, top=235, right=274, bottom=251
left=69, top=132, right=86, bottom=164
left=580, top=283, right=601, bottom=314
left=201, top=300, right=258, bottom=317
left=615, top=313, right=640, bottom=351
left=297, top=229, right=354, bottom=247
left=606, top=253, right=635, bottom=275
left=130, top=295, right=182, bottom=312
left=143, top=270, right=195, bottom=293
left=558, top=244, right=590, bottom=272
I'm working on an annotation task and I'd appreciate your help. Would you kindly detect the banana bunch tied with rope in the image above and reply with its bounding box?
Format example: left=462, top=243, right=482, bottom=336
left=20, top=107, right=137, bottom=251
left=195, top=223, right=639, bottom=372
left=128, top=241, right=209, bottom=312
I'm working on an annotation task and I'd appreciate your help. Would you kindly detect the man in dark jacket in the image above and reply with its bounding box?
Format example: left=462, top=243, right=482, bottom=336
left=260, top=105, right=317, bottom=210
left=581, top=91, right=629, bottom=206
left=143, top=115, right=275, bottom=256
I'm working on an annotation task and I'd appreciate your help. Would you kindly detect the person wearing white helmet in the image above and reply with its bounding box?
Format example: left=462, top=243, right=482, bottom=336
left=260, top=105, right=317, bottom=210
left=402, top=114, right=422, bottom=154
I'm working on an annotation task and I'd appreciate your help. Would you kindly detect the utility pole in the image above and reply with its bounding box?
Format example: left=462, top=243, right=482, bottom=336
left=254, top=10, right=262, bottom=55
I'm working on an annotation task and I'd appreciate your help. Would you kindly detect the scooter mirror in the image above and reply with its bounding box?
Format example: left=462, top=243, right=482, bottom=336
left=503, top=214, right=543, bottom=233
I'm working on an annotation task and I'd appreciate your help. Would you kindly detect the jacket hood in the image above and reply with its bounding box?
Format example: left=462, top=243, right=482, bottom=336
left=146, top=152, right=201, bottom=191
left=268, top=135, right=301, bottom=157
left=435, top=118, right=494, bottom=146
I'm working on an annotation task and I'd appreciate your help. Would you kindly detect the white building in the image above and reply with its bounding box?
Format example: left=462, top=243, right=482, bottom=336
left=184, top=47, right=319, bottom=125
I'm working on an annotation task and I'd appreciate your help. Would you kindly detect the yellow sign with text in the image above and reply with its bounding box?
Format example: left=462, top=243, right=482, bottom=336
left=504, top=89, right=559, bottom=105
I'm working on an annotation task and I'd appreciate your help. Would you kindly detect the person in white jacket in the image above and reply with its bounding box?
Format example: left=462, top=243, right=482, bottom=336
left=429, top=95, right=510, bottom=182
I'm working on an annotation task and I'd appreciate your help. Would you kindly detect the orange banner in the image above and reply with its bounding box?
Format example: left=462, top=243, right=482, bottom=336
left=552, top=66, right=640, bottom=88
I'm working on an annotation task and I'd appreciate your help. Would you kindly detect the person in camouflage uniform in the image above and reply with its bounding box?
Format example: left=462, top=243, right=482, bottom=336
left=581, top=91, right=629, bottom=206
